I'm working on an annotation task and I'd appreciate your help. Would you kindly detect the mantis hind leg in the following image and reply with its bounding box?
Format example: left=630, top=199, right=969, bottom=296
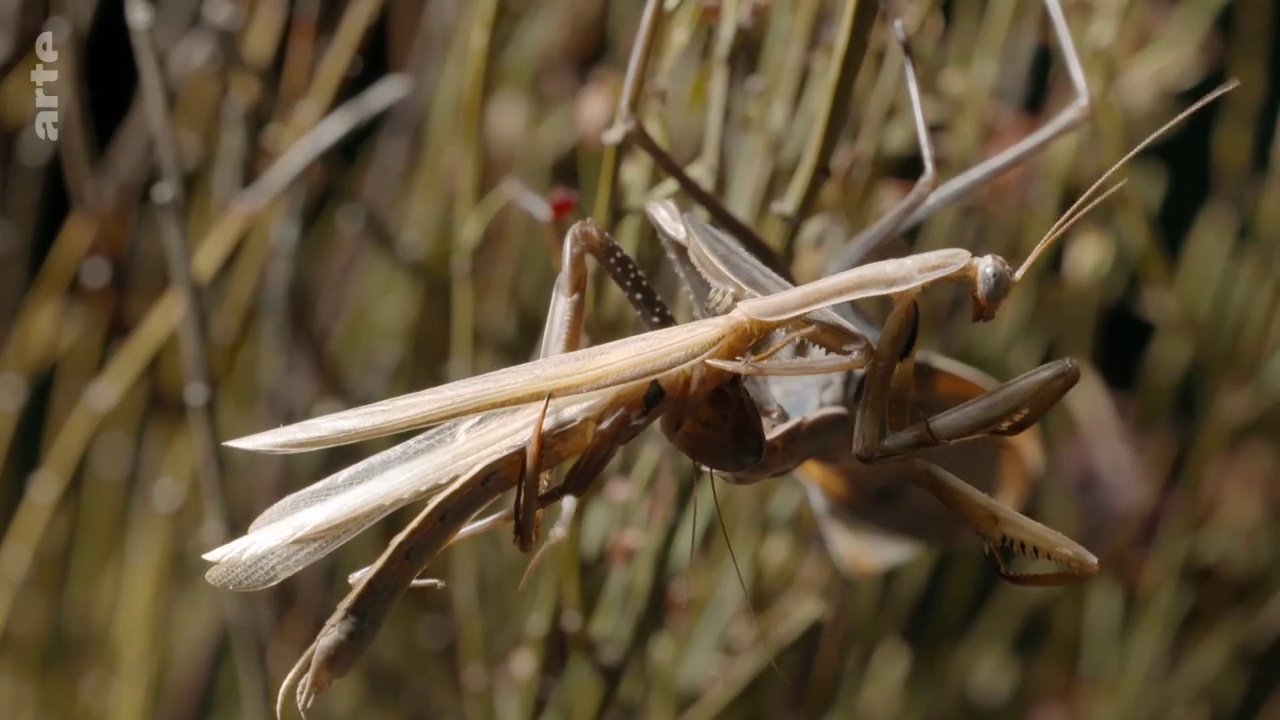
left=826, top=0, right=1092, bottom=274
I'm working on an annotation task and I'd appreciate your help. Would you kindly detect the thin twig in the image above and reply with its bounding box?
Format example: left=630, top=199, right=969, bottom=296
left=124, top=2, right=269, bottom=717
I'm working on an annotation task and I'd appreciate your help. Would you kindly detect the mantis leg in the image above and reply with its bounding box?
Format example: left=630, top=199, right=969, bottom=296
left=541, top=217, right=777, bottom=476
left=603, top=0, right=786, bottom=276
left=452, top=215, right=676, bottom=546
left=823, top=0, right=938, bottom=273
left=287, top=452, right=529, bottom=715
left=829, top=288, right=1079, bottom=463
left=875, top=359, right=1080, bottom=458
left=852, top=294, right=921, bottom=461
left=910, top=460, right=1098, bottom=585
left=611, top=0, right=940, bottom=286
left=827, top=0, right=1091, bottom=273
left=513, top=395, right=553, bottom=552
left=839, top=297, right=1088, bottom=584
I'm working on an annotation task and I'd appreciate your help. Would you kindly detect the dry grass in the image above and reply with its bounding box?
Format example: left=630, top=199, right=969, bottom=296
left=0, top=1, right=1277, bottom=718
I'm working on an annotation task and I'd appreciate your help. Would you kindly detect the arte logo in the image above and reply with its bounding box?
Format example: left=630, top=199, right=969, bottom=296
left=32, top=31, right=58, bottom=141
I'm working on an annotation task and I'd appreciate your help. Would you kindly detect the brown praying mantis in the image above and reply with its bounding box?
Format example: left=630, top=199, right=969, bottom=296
left=208, top=77, right=1235, bottom=714
left=201, top=0, right=1238, bottom=712
left=561, top=0, right=1099, bottom=579
left=647, top=199, right=1090, bottom=583
left=207, top=0, right=1092, bottom=588
left=201, top=0, right=1236, bottom=711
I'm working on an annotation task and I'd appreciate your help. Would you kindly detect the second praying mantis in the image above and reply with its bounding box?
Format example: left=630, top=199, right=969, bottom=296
left=646, top=200, right=1092, bottom=583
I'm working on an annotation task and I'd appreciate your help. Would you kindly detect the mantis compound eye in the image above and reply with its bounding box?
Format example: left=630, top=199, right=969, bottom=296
left=972, top=255, right=1013, bottom=322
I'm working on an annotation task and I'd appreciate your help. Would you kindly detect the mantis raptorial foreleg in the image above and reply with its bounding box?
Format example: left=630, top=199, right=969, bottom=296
left=842, top=291, right=1081, bottom=464
left=877, top=360, right=1082, bottom=458
left=912, top=461, right=1096, bottom=586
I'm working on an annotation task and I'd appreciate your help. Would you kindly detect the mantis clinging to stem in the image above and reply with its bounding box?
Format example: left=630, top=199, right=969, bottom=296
left=207, top=75, right=1235, bottom=720
left=202, top=0, right=1239, bottom=712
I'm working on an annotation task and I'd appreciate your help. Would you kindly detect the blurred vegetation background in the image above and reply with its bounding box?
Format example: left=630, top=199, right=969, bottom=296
left=0, top=0, right=1278, bottom=718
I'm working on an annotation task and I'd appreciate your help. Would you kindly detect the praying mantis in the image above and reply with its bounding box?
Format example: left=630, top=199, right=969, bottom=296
left=647, top=200, right=1092, bottom=583
left=209, top=80, right=1233, bottom=713
left=199, top=0, right=1238, bottom=712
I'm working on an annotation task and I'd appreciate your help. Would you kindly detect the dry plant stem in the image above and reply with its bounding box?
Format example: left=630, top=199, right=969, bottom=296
left=763, top=0, right=879, bottom=247
left=126, top=0, right=221, bottom=589
left=698, top=2, right=737, bottom=180
left=720, top=0, right=822, bottom=228
left=447, top=0, right=500, bottom=387
left=124, top=1, right=268, bottom=716
left=211, top=91, right=249, bottom=214
left=0, top=2, right=19, bottom=67
left=595, top=0, right=665, bottom=227
left=209, top=0, right=389, bottom=368
left=646, top=0, right=738, bottom=203
left=588, top=468, right=698, bottom=719
left=447, top=5, right=500, bottom=719
left=281, top=0, right=387, bottom=146
left=603, top=0, right=787, bottom=276
left=0, top=73, right=412, bottom=638
left=0, top=213, right=97, bottom=462
left=678, top=576, right=829, bottom=720
left=108, top=419, right=186, bottom=720
left=313, top=0, right=434, bottom=336
left=0, top=78, right=156, bottom=500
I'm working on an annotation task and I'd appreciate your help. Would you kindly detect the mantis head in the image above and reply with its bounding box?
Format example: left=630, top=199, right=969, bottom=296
left=971, top=254, right=1014, bottom=322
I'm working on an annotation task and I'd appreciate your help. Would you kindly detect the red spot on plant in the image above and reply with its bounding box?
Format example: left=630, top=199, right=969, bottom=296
left=547, top=187, right=579, bottom=222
